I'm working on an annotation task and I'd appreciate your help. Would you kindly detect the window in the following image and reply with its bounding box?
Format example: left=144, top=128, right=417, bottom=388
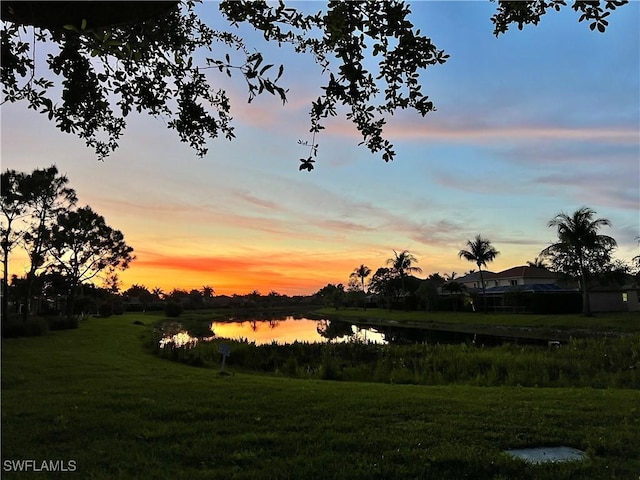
left=622, top=292, right=628, bottom=303
left=510, top=280, right=518, bottom=286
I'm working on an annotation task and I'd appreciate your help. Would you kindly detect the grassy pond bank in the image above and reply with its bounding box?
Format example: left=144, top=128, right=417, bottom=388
left=2, top=311, right=639, bottom=479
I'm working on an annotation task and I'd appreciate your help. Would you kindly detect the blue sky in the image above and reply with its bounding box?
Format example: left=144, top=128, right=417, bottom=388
left=2, top=1, right=639, bottom=295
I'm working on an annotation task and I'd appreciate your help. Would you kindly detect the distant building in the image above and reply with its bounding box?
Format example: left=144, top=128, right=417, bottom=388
left=492, top=266, right=557, bottom=287
left=621, top=282, right=640, bottom=312
left=450, top=266, right=578, bottom=313
left=455, top=270, right=498, bottom=290
left=450, top=266, right=640, bottom=313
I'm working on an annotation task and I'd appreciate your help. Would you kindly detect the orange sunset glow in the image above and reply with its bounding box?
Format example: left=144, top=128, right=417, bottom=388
left=1, top=2, right=638, bottom=298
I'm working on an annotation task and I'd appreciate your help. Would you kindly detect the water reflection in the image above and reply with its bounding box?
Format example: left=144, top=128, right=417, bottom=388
left=157, top=321, right=213, bottom=349
left=159, top=331, right=200, bottom=348
left=210, top=316, right=385, bottom=345
left=158, top=316, right=551, bottom=348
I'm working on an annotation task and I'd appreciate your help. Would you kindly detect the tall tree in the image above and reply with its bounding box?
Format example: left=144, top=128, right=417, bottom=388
left=458, top=235, right=499, bottom=313
left=1, top=1, right=627, bottom=168
left=350, top=264, right=371, bottom=293
left=20, top=166, right=77, bottom=320
left=152, top=287, right=165, bottom=301
left=0, top=170, right=27, bottom=324
left=315, top=283, right=345, bottom=310
left=540, top=207, right=617, bottom=316
left=387, top=250, right=422, bottom=292
left=442, top=272, right=466, bottom=312
left=47, top=205, right=134, bottom=318
left=201, top=285, right=215, bottom=299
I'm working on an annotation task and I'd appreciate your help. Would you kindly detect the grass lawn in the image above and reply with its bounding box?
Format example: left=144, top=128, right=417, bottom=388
left=315, top=308, right=640, bottom=335
left=2, top=312, right=639, bottom=479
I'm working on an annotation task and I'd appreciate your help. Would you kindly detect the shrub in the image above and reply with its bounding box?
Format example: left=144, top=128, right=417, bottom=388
left=47, top=316, right=79, bottom=331
left=1, top=317, right=49, bottom=338
left=98, top=303, right=113, bottom=317
left=165, top=302, right=183, bottom=318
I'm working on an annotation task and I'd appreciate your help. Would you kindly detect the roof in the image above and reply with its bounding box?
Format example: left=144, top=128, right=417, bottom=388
left=484, top=284, right=576, bottom=294
left=456, top=271, right=497, bottom=283
left=493, top=266, right=557, bottom=279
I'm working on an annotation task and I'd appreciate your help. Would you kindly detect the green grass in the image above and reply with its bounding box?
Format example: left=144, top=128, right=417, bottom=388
left=2, top=312, right=639, bottom=479
left=316, top=308, right=640, bottom=334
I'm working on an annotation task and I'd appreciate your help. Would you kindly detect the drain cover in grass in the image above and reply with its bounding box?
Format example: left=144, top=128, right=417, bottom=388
left=504, top=446, right=586, bottom=464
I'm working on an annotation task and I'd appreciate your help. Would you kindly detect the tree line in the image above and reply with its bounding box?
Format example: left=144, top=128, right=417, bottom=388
left=1, top=166, right=134, bottom=324
left=319, top=208, right=637, bottom=316
left=3, top=170, right=636, bottom=327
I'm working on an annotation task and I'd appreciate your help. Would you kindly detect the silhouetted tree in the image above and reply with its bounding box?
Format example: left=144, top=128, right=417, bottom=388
left=458, top=235, right=499, bottom=313
left=315, top=283, right=345, bottom=310
left=442, top=272, right=466, bottom=312
left=350, top=264, right=371, bottom=293
left=47, top=206, right=134, bottom=318
left=19, top=166, right=77, bottom=320
left=368, top=267, right=398, bottom=311
left=387, top=250, right=422, bottom=296
left=103, top=272, right=121, bottom=295
left=1, top=1, right=626, bottom=167
left=1, top=170, right=28, bottom=323
left=152, top=287, right=165, bottom=301
left=201, top=285, right=215, bottom=299
left=526, top=257, right=548, bottom=268
left=124, top=284, right=156, bottom=310
left=541, top=207, right=617, bottom=316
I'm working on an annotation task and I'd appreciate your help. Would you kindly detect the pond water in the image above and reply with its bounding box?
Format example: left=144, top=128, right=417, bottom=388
left=159, top=316, right=556, bottom=348
left=159, top=316, right=386, bottom=348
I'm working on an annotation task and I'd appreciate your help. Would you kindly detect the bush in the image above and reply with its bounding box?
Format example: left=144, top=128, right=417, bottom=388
left=47, top=316, right=79, bottom=331
left=98, top=303, right=113, bottom=317
left=1, top=317, right=49, bottom=338
left=155, top=333, right=640, bottom=389
left=165, top=302, right=183, bottom=318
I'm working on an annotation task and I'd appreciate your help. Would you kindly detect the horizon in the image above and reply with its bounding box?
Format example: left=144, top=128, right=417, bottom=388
left=2, top=1, right=638, bottom=296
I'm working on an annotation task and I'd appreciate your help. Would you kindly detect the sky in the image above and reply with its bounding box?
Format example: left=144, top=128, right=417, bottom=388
left=1, top=1, right=639, bottom=296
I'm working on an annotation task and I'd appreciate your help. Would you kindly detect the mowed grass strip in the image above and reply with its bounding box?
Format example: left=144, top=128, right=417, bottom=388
left=2, top=313, right=639, bottom=479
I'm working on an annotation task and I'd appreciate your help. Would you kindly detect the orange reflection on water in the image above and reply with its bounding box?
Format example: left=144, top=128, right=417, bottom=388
left=209, top=317, right=386, bottom=345
left=210, top=317, right=326, bottom=345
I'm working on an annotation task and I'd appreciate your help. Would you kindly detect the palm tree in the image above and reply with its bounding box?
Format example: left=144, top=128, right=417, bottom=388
left=201, top=285, right=215, bottom=299
left=526, top=257, right=547, bottom=268
left=152, top=287, right=164, bottom=301
left=458, top=235, right=499, bottom=313
left=541, top=207, right=616, bottom=316
left=350, top=264, right=371, bottom=293
left=442, top=272, right=466, bottom=312
left=386, top=250, right=422, bottom=294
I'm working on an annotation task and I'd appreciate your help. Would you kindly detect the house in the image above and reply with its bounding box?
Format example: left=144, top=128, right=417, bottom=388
left=445, top=266, right=639, bottom=313
left=492, top=266, right=557, bottom=287
left=590, top=278, right=640, bottom=313
left=450, top=266, right=578, bottom=313
left=455, top=266, right=558, bottom=290
left=621, top=282, right=640, bottom=312
left=455, top=271, right=498, bottom=290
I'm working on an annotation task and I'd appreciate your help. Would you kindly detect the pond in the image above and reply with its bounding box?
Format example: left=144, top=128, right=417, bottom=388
left=159, top=316, right=386, bottom=348
left=158, top=315, right=556, bottom=348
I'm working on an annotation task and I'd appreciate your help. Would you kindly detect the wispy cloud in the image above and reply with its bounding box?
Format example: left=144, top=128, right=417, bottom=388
left=325, top=114, right=639, bottom=146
